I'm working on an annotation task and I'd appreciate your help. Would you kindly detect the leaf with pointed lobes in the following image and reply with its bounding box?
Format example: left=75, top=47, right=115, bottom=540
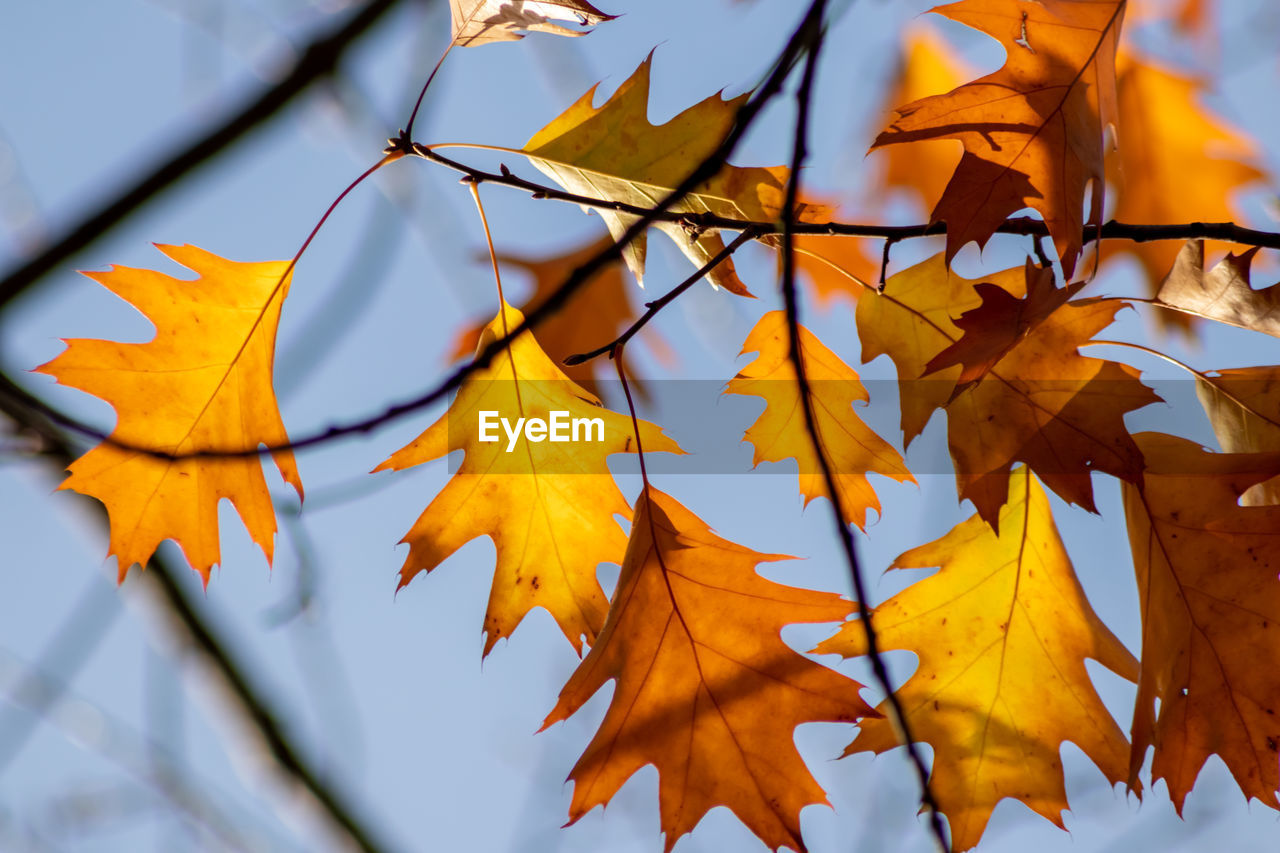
left=925, top=260, right=1080, bottom=388
left=941, top=288, right=1157, bottom=527
left=521, top=53, right=826, bottom=296
left=34, top=245, right=301, bottom=584
left=1156, top=239, right=1278, bottom=336
left=1196, top=366, right=1280, bottom=506
left=870, top=24, right=970, bottom=211
left=872, top=0, right=1126, bottom=277
left=856, top=253, right=1029, bottom=447
left=449, top=234, right=671, bottom=397
left=1107, top=55, right=1264, bottom=331
left=374, top=301, right=680, bottom=657
left=815, top=467, right=1138, bottom=853
left=724, top=311, right=914, bottom=530
left=1122, top=433, right=1280, bottom=811
left=543, top=487, right=874, bottom=853
left=449, top=0, right=614, bottom=47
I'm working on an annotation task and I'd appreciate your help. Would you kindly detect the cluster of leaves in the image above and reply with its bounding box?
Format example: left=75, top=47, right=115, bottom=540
left=29, top=0, right=1280, bottom=851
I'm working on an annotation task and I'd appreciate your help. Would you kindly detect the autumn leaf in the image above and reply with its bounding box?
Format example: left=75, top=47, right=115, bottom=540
left=543, top=486, right=874, bottom=853
left=855, top=253, right=1029, bottom=446
left=374, top=301, right=679, bottom=656
left=872, top=0, right=1127, bottom=276
left=1123, top=433, right=1280, bottom=810
left=449, top=234, right=669, bottom=396
left=1107, top=54, right=1264, bottom=328
left=815, top=467, right=1138, bottom=852
left=1196, top=366, right=1280, bottom=505
left=871, top=25, right=969, bottom=211
left=34, top=245, right=301, bottom=583
left=924, top=260, right=1077, bottom=387
left=1155, top=239, right=1277, bottom=335
left=935, top=286, right=1157, bottom=526
left=724, top=311, right=913, bottom=530
left=521, top=53, right=824, bottom=295
left=449, top=0, right=614, bottom=47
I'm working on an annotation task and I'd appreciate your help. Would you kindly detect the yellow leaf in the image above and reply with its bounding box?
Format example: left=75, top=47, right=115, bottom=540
left=725, top=311, right=914, bottom=530
left=35, top=245, right=301, bottom=583
left=375, top=301, right=680, bottom=656
left=815, top=467, right=1138, bottom=852
left=522, top=54, right=820, bottom=295
left=544, top=486, right=874, bottom=853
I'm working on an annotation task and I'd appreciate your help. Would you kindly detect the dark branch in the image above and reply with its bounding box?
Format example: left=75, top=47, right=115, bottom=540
left=776, top=6, right=948, bottom=850
left=0, top=370, right=395, bottom=853
left=0, top=0, right=405, bottom=315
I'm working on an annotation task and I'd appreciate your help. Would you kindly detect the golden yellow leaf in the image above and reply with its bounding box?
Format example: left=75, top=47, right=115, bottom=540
left=35, top=245, right=301, bottom=583
left=375, top=301, right=679, bottom=656
left=522, top=54, right=822, bottom=295
left=543, top=486, right=874, bottom=853
left=872, top=0, right=1127, bottom=276
left=815, top=467, right=1138, bottom=852
left=724, top=311, right=914, bottom=530
left=1123, top=433, right=1280, bottom=809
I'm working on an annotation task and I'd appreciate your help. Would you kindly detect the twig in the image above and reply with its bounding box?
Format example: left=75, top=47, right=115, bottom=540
left=775, top=5, right=947, bottom=850
left=0, top=371, right=394, bottom=853
left=564, top=228, right=762, bottom=366
left=0, top=0, right=405, bottom=314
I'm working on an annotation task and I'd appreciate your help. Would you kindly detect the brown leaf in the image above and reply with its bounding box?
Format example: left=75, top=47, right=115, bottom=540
left=1156, top=239, right=1277, bottom=335
left=449, top=0, right=614, bottom=47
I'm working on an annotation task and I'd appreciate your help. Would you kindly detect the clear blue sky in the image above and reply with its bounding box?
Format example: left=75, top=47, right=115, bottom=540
left=2, top=1, right=1280, bottom=851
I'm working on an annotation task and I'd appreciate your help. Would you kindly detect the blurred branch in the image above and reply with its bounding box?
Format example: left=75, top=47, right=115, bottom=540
left=0, top=0, right=407, bottom=315
left=0, top=372, right=395, bottom=853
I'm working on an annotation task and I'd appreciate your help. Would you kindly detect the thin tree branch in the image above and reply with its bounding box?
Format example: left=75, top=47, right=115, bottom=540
left=0, top=372, right=395, bottom=853
left=0, top=0, right=406, bottom=314
left=775, top=6, right=947, bottom=850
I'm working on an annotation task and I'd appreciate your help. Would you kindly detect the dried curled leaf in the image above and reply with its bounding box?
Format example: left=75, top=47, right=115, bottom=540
left=449, top=0, right=614, bottom=47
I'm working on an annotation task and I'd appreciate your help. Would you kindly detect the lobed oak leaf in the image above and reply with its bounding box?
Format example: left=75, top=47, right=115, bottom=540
left=872, top=0, right=1127, bottom=277
left=374, top=301, right=680, bottom=657
left=1123, top=433, right=1280, bottom=810
left=855, top=253, right=1029, bottom=446
left=543, top=486, right=875, bottom=853
left=939, top=289, right=1157, bottom=526
left=1195, top=366, right=1280, bottom=505
left=1107, top=55, right=1264, bottom=330
left=521, top=54, right=823, bottom=295
left=1155, top=239, right=1278, bottom=336
left=34, top=245, right=301, bottom=584
left=449, top=0, right=614, bottom=47
left=449, top=234, right=670, bottom=397
left=724, top=311, right=914, bottom=530
left=815, top=467, right=1138, bottom=852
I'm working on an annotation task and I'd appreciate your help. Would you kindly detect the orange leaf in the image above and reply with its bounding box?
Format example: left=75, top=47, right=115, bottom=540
left=855, top=253, right=1029, bottom=446
left=34, top=245, right=301, bottom=584
left=1108, top=55, right=1264, bottom=328
left=724, top=311, right=914, bottom=530
left=1123, top=433, right=1280, bottom=809
left=375, top=301, right=680, bottom=656
left=543, top=486, right=874, bottom=853
left=872, top=0, right=1127, bottom=276
left=449, top=0, right=614, bottom=47
left=938, top=288, right=1157, bottom=526
left=815, top=467, right=1138, bottom=852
